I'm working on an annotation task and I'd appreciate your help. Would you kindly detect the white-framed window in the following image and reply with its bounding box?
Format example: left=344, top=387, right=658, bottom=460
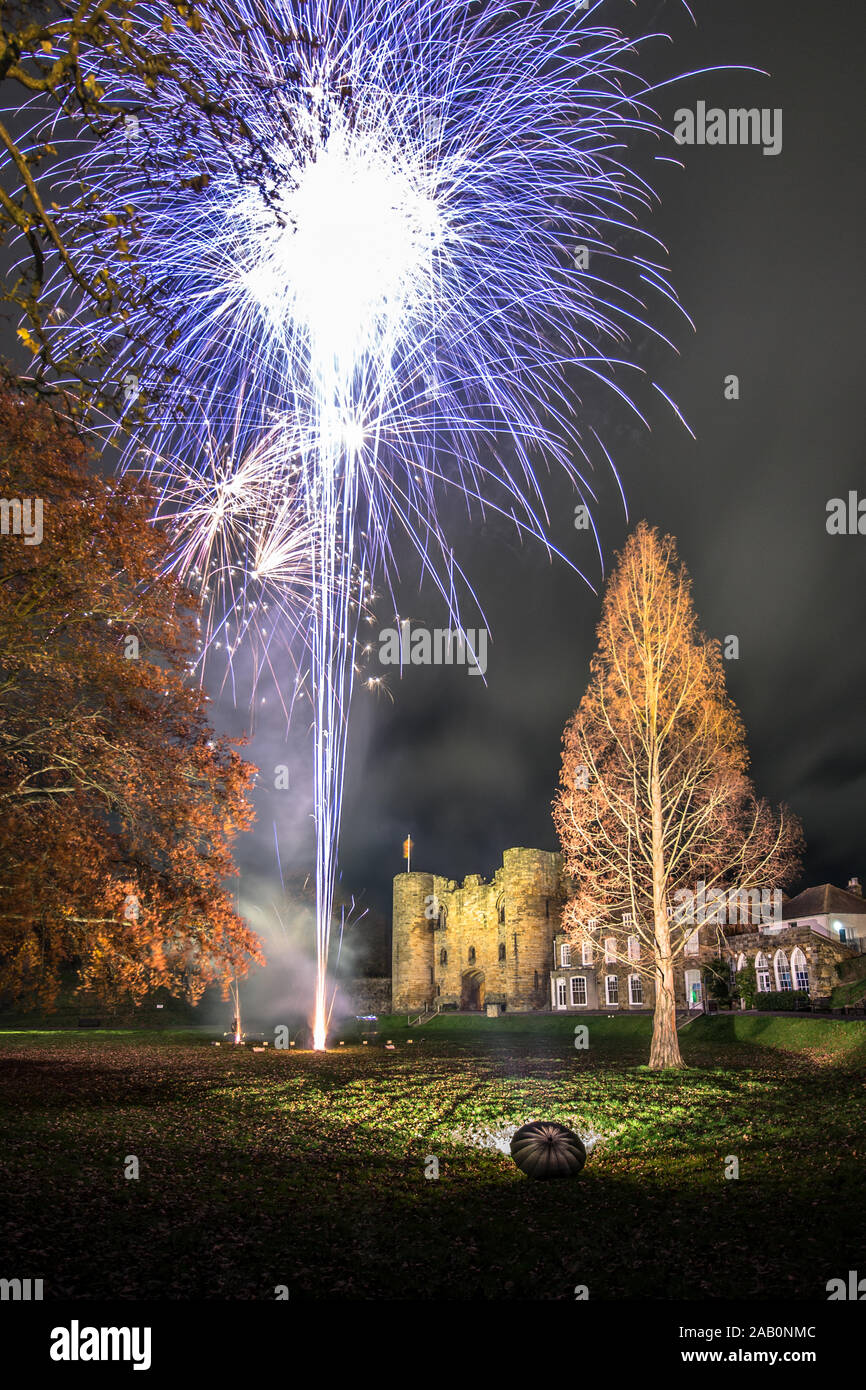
left=791, top=947, right=809, bottom=993
left=736, top=952, right=746, bottom=972
left=581, top=939, right=593, bottom=965
left=685, top=969, right=703, bottom=1010
left=560, top=943, right=571, bottom=967
left=605, top=975, right=619, bottom=1006
left=587, top=917, right=600, bottom=932
left=570, top=976, right=587, bottom=1006
left=774, top=949, right=793, bottom=992
left=556, top=978, right=567, bottom=1009
left=685, top=929, right=700, bottom=956
left=627, top=934, right=640, bottom=962
left=604, top=936, right=616, bottom=964
left=755, top=952, right=771, bottom=993
left=629, top=974, right=643, bottom=1005
left=622, top=911, right=634, bottom=927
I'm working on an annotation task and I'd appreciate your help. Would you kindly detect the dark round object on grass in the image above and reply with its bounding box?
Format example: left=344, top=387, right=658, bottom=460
left=510, top=1121, right=586, bottom=1179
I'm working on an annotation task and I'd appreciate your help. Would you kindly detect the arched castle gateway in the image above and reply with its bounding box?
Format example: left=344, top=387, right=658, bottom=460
left=392, top=848, right=565, bottom=1013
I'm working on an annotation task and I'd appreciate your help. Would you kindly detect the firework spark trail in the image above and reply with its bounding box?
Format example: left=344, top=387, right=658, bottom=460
left=17, top=0, right=695, bottom=1047
left=148, top=411, right=320, bottom=717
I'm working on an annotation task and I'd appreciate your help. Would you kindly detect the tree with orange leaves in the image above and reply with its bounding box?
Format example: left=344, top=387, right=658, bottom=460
left=0, top=380, right=262, bottom=1010
left=553, top=523, right=802, bottom=1069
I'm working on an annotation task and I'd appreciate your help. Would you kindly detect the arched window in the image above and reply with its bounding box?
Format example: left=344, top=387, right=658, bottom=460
left=498, top=943, right=506, bottom=962
left=437, top=905, right=447, bottom=930
left=468, top=946, right=476, bottom=965
left=755, top=952, right=771, bottom=993
left=604, top=936, right=616, bottom=964
left=736, top=952, right=747, bottom=972
left=774, top=948, right=793, bottom=992
left=791, top=947, right=809, bottom=992
left=497, top=897, right=506, bottom=926
left=439, top=947, right=447, bottom=966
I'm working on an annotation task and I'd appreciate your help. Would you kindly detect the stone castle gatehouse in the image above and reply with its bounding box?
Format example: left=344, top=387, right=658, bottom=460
left=392, top=848, right=565, bottom=1014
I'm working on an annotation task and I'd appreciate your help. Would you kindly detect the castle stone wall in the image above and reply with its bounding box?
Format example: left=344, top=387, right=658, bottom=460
left=392, top=871, right=435, bottom=1012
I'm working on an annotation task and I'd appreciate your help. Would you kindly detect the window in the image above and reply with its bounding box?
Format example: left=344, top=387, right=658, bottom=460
left=437, top=906, right=447, bottom=929
left=791, top=947, right=809, bottom=993
left=429, top=966, right=434, bottom=984
left=556, top=979, right=567, bottom=1009
left=560, top=943, right=571, bottom=967
left=545, top=898, right=550, bottom=919
left=755, top=952, right=771, bottom=993
left=627, top=935, right=640, bottom=962
left=534, top=970, right=539, bottom=991
left=570, top=976, right=587, bottom=1006
left=774, top=949, right=793, bottom=992
left=498, top=943, right=506, bottom=962
left=497, top=898, right=506, bottom=925
left=587, top=917, right=600, bottom=932
left=604, top=937, right=616, bottom=964
left=685, top=969, right=703, bottom=1009
left=685, top=929, right=700, bottom=956
left=629, top=974, right=643, bottom=1006
left=581, top=940, right=593, bottom=966
left=622, top=911, right=634, bottom=927
left=439, top=948, right=447, bottom=966
left=605, top=975, right=619, bottom=1006
left=468, top=946, right=476, bottom=965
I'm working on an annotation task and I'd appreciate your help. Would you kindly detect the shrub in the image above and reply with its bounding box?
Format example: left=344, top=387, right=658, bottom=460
left=703, top=957, right=734, bottom=1008
left=755, top=989, right=810, bottom=1012
left=736, top=961, right=758, bottom=1009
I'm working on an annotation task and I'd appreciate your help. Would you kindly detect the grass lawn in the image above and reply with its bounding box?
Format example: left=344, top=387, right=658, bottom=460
left=1, top=1012, right=865, bottom=1300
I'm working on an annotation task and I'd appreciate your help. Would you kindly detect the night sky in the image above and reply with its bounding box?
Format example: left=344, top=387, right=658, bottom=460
left=212, top=0, right=865, bottom=932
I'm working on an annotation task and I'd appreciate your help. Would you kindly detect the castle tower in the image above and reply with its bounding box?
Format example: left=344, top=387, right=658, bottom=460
left=392, top=871, right=435, bottom=1012
left=500, top=848, right=564, bottom=1009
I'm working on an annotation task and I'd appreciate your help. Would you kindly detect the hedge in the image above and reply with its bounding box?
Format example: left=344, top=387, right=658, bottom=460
left=755, top=989, right=810, bottom=1012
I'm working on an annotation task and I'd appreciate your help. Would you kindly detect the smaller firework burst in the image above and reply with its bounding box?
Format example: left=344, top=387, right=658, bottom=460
left=147, top=412, right=320, bottom=715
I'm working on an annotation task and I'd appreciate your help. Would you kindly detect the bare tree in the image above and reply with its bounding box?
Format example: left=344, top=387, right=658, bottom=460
left=553, top=523, right=802, bottom=1069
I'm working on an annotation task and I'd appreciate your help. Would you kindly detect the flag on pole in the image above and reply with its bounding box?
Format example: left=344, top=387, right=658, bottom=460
left=403, top=835, right=413, bottom=871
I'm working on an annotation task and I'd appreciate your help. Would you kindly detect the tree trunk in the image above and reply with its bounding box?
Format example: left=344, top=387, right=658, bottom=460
left=650, top=950, right=683, bottom=1069
left=649, top=755, right=684, bottom=1069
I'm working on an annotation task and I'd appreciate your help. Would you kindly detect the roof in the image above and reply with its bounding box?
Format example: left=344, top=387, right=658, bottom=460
left=782, top=884, right=866, bottom=920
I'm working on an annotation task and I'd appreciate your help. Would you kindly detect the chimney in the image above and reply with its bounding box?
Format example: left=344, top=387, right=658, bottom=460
left=848, top=876, right=863, bottom=898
